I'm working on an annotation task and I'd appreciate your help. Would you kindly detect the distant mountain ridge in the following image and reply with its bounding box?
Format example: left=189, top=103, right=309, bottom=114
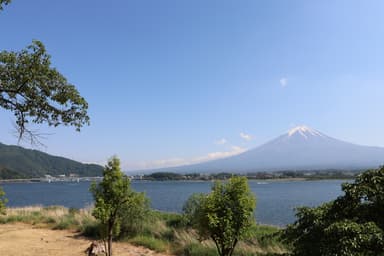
left=152, top=126, right=384, bottom=173
left=0, top=143, right=103, bottom=179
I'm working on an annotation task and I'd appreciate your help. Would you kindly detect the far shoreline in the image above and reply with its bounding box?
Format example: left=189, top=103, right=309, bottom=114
left=0, top=176, right=354, bottom=184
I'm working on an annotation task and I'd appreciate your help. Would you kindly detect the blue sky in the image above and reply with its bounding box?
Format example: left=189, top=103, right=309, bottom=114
left=1, top=0, right=384, bottom=171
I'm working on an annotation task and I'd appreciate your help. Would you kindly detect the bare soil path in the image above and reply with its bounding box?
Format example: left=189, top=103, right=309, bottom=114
left=0, top=223, right=172, bottom=256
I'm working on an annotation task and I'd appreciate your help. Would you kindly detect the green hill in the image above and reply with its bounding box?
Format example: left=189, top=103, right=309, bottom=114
left=0, top=143, right=103, bottom=179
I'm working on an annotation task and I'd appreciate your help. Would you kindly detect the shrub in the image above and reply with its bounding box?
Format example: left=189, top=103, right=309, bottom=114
left=282, top=167, right=384, bottom=256
left=180, top=243, right=218, bottom=256
left=80, top=218, right=102, bottom=239
left=53, top=214, right=79, bottom=230
left=130, top=235, right=168, bottom=252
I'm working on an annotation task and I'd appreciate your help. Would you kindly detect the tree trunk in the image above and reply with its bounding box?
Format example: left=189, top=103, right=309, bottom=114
left=108, top=234, right=112, bottom=256
left=229, top=239, right=238, bottom=256
left=222, top=248, right=231, bottom=256
left=107, top=223, right=113, bottom=256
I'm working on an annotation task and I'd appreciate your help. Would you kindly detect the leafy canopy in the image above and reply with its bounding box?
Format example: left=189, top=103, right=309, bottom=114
left=184, top=176, right=256, bottom=256
left=282, top=167, right=384, bottom=256
left=0, top=40, right=89, bottom=143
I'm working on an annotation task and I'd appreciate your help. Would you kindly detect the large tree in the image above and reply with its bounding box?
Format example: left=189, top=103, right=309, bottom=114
left=282, top=167, right=384, bottom=256
left=184, top=176, right=256, bottom=256
left=0, top=40, right=89, bottom=143
left=90, top=157, right=148, bottom=256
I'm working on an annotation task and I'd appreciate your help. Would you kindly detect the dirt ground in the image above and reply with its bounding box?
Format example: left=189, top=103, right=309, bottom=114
left=0, top=223, right=172, bottom=256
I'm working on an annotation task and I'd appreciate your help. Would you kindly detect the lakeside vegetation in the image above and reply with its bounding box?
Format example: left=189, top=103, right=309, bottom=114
left=1, top=158, right=383, bottom=255
left=0, top=206, right=285, bottom=256
left=87, top=157, right=286, bottom=256
left=0, top=156, right=287, bottom=256
left=2, top=2, right=383, bottom=255
left=141, top=169, right=360, bottom=181
left=281, top=167, right=384, bottom=255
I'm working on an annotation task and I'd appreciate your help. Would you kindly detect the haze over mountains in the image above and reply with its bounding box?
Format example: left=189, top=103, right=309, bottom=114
left=153, top=126, right=384, bottom=174
left=2, top=126, right=384, bottom=178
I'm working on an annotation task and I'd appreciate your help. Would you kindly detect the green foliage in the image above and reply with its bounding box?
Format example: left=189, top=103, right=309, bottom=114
left=282, top=167, right=384, bottom=256
left=0, top=40, right=89, bottom=143
left=246, top=225, right=282, bottom=248
left=52, top=207, right=80, bottom=230
left=0, top=209, right=49, bottom=224
left=0, top=186, right=7, bottom=214
left=129, top=235, right=169, bottom=252
left=184, top=176, right=256, bottom=256
left=182, top=192, right=205, bottom=227
left=53, top=214, right=80, bottom=230
left=0, top=167, right=26, bottom=179
left=180, top=243, right=218, bottom=256
left=0, top=142, right=103, bottom=178
left=68, top=207, right=80, bottom=215
left=0, top=0, right=11, bottom=11
left=144, top=172, right=185, bottom=180
left=0, top=204, right=285, bottom=255
left=118, top=191, right=150, bottom=237
left=90, top=156, right=148, bottom=256
left=78, top=215, right=101, bottom=239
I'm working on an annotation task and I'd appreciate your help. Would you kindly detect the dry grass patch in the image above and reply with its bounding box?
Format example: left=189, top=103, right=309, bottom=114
left=0, top=205, right=96, bottom=231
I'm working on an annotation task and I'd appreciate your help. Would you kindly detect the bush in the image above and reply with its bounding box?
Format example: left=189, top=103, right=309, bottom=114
left=179, top=243, right=218, bottom=256
left=80, top=218, right=102, bottom=239
left=118, top=192, right=150, bottom=238
left=68, top=207, right=80, bottom=215
left=282, top=167, right=384, bottom=256
left=130, top=235, right=168, bottom=252
left=53, top=214, right=79, bottom=230
left=247, top=225, right=281, bottom=247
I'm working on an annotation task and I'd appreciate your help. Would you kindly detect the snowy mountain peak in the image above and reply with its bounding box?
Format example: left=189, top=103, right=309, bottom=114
left=151, top=125, right=384, bottom=173
left=287, top=125, right=324, bottom=139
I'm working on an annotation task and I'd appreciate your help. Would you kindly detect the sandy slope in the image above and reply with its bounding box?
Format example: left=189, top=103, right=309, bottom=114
left=0, top=223, right=172, bottom=256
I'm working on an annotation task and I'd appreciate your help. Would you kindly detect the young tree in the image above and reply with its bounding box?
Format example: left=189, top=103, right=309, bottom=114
left=184, top=176, right=256, bottom=256
left=0, top=40, right=89, bottom=144
left=90, top=157, right=147, bottom=256
left=282, top=167, right=384, bottom=256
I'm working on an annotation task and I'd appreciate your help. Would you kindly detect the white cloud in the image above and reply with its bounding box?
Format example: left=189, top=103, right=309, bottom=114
left=215, top=138, right=227, bottom=145
left=125, top=146, right=247, bottom=171
left=240, top=132, right=253, bottom=141
left=280, top=77, right=288, bottom=87
left=151, top=158, right=187, bottom=167
left=195, top=146, right=246, bottom=162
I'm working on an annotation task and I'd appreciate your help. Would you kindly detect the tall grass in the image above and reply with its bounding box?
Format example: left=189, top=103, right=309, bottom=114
left=0, top=205, right=96, bottom=231
left=125, top=210, right=287, bottom=255
left=0, top=206, right=288, bottom=255
left=130, top=235, right=169, bottom=252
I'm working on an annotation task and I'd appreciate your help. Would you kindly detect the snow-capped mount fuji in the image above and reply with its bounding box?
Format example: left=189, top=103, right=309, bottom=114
left=288, top=125, right=324, bottom=137
left=158, top=126, right=384, bottom=173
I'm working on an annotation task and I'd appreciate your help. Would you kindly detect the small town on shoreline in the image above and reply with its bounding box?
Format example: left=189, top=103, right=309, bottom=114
left=0, top=169, right=360, bottom=184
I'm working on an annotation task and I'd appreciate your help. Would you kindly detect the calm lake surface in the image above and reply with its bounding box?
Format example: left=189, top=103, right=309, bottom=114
left=1, top=180, right=348, bottom=226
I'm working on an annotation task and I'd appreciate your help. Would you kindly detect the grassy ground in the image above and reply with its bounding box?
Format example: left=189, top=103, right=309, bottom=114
left=0, top=206, right=287, bottom=255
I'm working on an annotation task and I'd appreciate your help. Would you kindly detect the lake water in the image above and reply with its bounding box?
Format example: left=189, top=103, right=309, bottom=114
left=1, top=180, right=348, bottom=226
